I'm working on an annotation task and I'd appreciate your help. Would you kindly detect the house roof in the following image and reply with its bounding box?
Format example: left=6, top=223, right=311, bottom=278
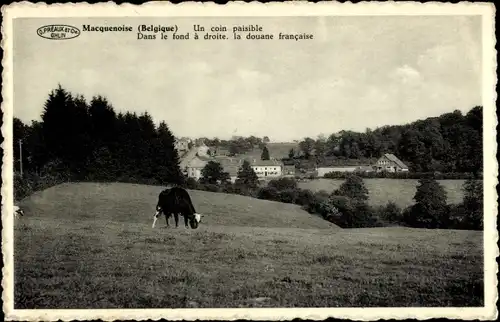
left=383, top=153, right=408, bottom=169
left=186, top=155, right=211, bottom=168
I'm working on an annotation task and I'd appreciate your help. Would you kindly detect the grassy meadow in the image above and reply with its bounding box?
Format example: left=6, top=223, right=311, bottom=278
left=14, top=182, right=483, bottom=308
left=298, top=178, right=466, bottom=208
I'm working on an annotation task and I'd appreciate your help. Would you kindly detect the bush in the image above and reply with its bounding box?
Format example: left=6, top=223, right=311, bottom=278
left=295, top=189, right=315, bottom=206
left=257, top=186, right=280, bottom=201
left=268, top=177, right=298, bottom=191
left=278, top=189, right=298, bottom=204
left=233, top=184, right=256, bottom=197
left=221, top=182, right=235, bottom=194
left=377, top=201, right=403, bottom=223
left=185, top=177, right=198, bottom=190
left=199, top=183, right=220, bottom=193
left=328, top=196, right=380, bottom=228
left=14, top=171, right=70, bottom=201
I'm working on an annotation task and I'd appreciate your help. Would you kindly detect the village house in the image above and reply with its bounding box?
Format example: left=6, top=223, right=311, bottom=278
left=185, top=155, right=211, bottom=180
left=214, top=156, right=241, bottom=183
left=185, top=154, right=242, bottom=183
left=251, top=159, right=284, bottom=179
left=375, top=153, right=409, bottom=172
left=283, top=165, right=296, bottom=177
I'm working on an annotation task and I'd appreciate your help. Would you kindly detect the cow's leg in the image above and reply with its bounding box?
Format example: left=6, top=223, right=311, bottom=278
left=184, top=214, right=189, bottom=228
left=174, top=213, right=179, bottom=228
left=165, top=214, right=170, bottom=228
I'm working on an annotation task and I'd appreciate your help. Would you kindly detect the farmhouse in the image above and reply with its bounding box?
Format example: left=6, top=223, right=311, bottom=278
left=251, top=159, right=283, bottom=179
left=214, top=156, right=242, bottom=183
left=283, top=165, right=296, bottom=177
left=375, top=153, right=409, bottom=172
left=186, top=155, right=211, bottom=180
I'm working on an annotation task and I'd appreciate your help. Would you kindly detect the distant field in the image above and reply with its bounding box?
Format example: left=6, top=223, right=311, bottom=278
left=298, top=179, right=466, bottom=208
left=243, top=142, right=299, bottom=160
left=14, top=182, right=482, bottom=308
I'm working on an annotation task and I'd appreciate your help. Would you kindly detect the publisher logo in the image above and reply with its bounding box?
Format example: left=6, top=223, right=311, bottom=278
left=37, top=25, right=81, bottom=40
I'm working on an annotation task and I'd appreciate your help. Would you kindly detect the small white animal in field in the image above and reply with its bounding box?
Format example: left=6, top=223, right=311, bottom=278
left=14, top=205, right=24, bottom=218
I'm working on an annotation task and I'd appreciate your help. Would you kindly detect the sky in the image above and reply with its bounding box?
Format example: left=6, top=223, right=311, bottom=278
left=13, top=16, right=482, bottom=142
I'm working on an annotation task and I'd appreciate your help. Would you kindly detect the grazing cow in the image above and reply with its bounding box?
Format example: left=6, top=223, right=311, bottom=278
left=152, top=187, right=203, bottom=229
left=14, top=205, right=24, bottom=218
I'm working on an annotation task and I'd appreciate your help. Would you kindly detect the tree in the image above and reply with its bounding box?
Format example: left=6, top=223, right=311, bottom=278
left=299, top=137, right=315, bottom=159
left=462, top=178, right=483, bottom=230
left=200, top=161, right=230, bottom=184
left=235, top=160, right=259, bottom=189
left=405, top=178, right=448, bottom=228
left=288, top=148, right=295, bottom=159
left=152, top=121, right=185, bottom=185
left=314, top=136, right=327, bottom=162
left=334, top=174, right=369, bottom=201
left=261, top=145, right=270, bottom=160
left=228, top=142, right=240, bottom=156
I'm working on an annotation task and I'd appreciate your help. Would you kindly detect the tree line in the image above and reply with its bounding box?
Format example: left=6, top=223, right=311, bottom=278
left=13, top=85, right=184, bottom=195
left=198, top=136, right=271, bottom=156
left=292, top=107, right=482, bottom=174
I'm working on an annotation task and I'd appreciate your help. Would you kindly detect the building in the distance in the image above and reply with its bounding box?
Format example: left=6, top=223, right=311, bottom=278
left=185, top=155, right=211, bottom=180
left=250, top=159, right=284, bottom=179
left=375, top=153, right=409, bottom=172
left=283, top=165, right=296, bottom=177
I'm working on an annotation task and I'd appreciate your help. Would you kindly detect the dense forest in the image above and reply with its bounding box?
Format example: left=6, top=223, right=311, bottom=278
left=296, top=106, right=483, bottom=173
left=13, top=85, right=184, bottom=185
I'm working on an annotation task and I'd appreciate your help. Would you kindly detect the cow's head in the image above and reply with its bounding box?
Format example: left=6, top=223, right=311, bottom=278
left=152, top=206, right=163, bottom=228
left=189, top=213, right=203, bottom=229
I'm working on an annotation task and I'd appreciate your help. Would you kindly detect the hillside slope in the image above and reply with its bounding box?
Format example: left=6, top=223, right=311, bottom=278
left=18, top=182, right=339, bottom=229
left=13, top=182, right=482, bottom=309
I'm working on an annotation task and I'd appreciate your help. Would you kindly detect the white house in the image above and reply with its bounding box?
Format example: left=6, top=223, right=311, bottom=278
left=185, top=155, right=211, bottom=180
left=375, top=153, right=409, bottom=172
left=250, top=159, right=283, bottom=179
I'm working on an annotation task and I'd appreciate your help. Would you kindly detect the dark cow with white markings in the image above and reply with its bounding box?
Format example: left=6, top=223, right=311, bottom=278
left=152, top=187, right=203, bottom=229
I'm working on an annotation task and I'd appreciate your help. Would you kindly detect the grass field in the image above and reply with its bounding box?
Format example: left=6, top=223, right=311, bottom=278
left=298, top=179, right=466, bottom=208
left=14, top=182, right=483, bottom=308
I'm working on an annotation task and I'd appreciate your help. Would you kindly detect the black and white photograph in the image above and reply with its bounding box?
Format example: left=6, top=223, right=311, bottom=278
left=1, top=2, right=497, bottom=321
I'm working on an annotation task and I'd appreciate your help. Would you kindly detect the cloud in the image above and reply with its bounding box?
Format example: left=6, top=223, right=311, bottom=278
left=391, top=65, right=421, bottom=84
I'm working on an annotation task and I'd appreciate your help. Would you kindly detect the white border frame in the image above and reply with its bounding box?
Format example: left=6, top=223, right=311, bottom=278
left=1, top=1, right=498, bottom=321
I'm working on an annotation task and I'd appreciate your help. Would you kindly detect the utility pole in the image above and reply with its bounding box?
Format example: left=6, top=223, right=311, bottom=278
left=18, top=139, right=23, bottom=177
